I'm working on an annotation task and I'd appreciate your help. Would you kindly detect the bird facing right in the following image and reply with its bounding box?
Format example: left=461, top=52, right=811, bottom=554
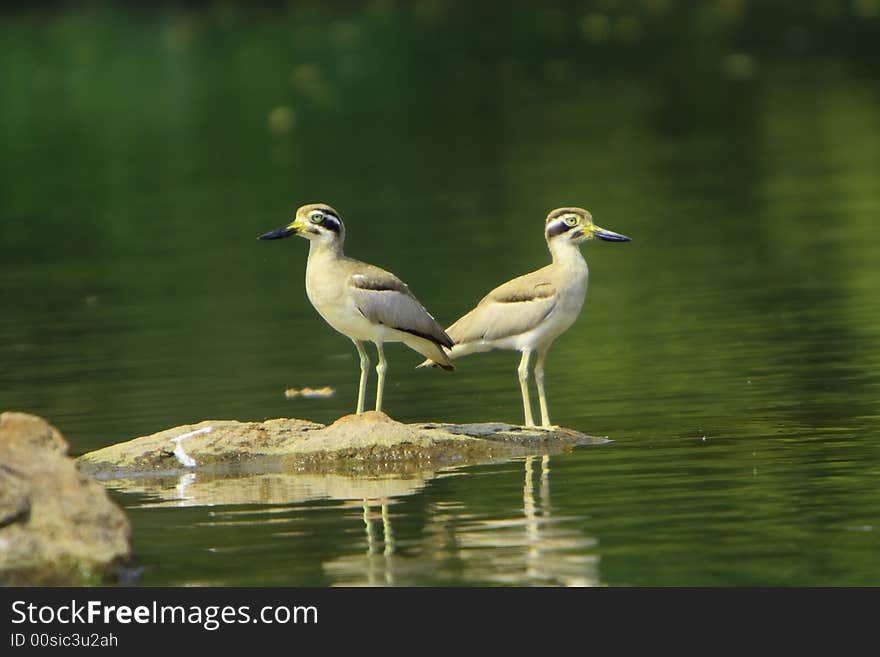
left=418, top=207, right=631, bottom=428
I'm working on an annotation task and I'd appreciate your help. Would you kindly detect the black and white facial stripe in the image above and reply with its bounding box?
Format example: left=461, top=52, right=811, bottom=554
left=546, top=214, right=579, bottom=238
left=312, top=207, right=342, bottom=234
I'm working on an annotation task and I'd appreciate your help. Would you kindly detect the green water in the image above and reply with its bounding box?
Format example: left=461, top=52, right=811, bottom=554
left=2, top=2, right=880, bottom=586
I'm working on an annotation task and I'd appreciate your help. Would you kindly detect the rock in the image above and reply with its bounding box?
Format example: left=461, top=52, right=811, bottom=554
left=78, top=411, right=610, bottom=480
left=0, top=412, right=133, bottom=586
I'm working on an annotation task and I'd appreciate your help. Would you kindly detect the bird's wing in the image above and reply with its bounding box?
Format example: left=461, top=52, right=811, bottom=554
left=349, top=265, right=453, bottom=348
left=447, top=270, right=558, bottom=344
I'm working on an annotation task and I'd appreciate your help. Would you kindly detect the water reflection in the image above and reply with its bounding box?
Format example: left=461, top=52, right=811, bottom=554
left=110, top=454, right=599, bottom=586
left=354, top=503, right=397, bottom=586
left=108, top=470, right=432, bottom=508
left=324, top=456, right=600, bottom=586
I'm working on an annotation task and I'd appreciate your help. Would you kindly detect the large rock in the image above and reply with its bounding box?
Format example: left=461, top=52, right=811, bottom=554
left=78, top=411, right=609, bottom=479
left=0, top=412, right=133, bottom=586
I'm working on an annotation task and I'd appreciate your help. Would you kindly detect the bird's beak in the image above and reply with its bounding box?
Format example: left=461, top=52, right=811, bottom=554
left=591, top=225, right=631, bottom=242
left=258, top=219, right=303, bottom=240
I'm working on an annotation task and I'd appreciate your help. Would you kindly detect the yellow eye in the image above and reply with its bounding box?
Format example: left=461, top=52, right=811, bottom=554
left=309, top=213, right=323, bottom=223
left=564, top=216, right=578, bottom=226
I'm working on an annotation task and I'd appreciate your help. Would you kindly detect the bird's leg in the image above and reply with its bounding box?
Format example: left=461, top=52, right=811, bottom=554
left=374, top=342, right=388, bottom=413
left=353, top=339, right=370, bottom=415
left=518, top=350, right=536, bottom=428
left=534, top=349, right=552, bottom=428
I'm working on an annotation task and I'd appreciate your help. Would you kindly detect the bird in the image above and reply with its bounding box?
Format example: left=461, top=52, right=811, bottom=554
left=258, top=203, right=454, bottom=416
left=418, top=207, right=630, bottom=428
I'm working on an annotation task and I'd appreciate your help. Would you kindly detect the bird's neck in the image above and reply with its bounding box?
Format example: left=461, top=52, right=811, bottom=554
left=548, top=239, right=587, bottom=271
left=308, top=238, right=344, bottom=262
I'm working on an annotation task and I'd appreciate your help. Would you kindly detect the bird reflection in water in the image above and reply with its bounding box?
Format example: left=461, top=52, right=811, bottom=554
left=326, top=455, right=600, bottom=586
left=360, top=502, right=396, bottom=586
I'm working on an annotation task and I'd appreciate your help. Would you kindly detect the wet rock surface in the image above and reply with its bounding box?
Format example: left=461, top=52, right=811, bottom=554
left=78, top=411, right=610, bottom=479
left=0, top=412, right=133, bottom=586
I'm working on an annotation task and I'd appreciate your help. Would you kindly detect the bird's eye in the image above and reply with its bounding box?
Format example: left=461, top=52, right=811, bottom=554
left=309, top=214, right=323, bottom=223
left=564, top=216, right=578, bottom=226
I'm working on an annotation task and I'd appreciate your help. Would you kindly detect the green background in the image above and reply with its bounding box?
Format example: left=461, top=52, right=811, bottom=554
left=2, top=1, right=879, bottom=585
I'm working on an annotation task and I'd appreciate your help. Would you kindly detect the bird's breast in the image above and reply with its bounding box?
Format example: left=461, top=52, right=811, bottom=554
left=540, top=267, right=589, bottom=338
left=304, top=261, right=379, bottom=340
left=305, top=265, right=341, bottom=302
left=558, top=268, right=589, bottom=312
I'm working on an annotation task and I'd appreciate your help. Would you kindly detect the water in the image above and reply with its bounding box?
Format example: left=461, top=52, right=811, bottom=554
left=2, top=2, right=879, bottom=586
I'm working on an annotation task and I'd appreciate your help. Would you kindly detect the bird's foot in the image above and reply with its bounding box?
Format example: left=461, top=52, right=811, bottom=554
left=521, top=423, right=559, bottom=432
left=538, top=424, right=561, bottom=432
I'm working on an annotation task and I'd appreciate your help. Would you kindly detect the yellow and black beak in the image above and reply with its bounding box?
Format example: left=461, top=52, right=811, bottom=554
left=258, top=219, right=302, bottom=240
left=590, top=224, right=631, bottom=242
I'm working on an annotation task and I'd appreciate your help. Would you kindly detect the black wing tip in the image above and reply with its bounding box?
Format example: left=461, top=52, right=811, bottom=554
left=393, top=325, right=454, bottom=350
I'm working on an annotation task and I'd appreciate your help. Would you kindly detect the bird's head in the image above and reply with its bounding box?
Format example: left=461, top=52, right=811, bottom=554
left=544, top=207, right=630, bottom=245
left=258, top=203, right=345, bottom=245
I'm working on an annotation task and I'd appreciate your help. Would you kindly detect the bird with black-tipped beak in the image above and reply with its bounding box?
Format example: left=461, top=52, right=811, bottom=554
left=419, top=207, right=630, bottom=428
left=259, top=203, right=453, bottom=416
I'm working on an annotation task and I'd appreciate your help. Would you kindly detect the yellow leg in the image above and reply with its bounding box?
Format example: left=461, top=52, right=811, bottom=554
left=353, top=340, right=369, bottom=415
left=374, top=342, right=388, bottom=413
left=517, top=350, right=535, bottom=427
left=534, top=349, right=551, bottom=428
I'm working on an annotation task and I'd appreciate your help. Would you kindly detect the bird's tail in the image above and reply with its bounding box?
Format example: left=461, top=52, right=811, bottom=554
left=408, top=337, right=454, bottom=371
